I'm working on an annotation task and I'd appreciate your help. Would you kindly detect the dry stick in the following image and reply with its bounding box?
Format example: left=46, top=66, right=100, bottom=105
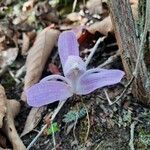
left=27, top=36, right=105, bottom=149
left=72, top=0, right=78, bottom=12
left=103, top=88, right=112, bottom=105
left=98, top=52, right=119, bottom=68
left=85, top=37, right=106, bottom=66
left=51, top=121, right=56, bottom=149
left=73, top=113, right=79, bottom=144
left=83, top=104, right=90, bottom=142
left=110, top=0, right=150, bottom=105
left=8, top=69, right=20, bottom=84
left=129, top=121, right=137, bottom=150
left=110, top=76, right=135, bottom=105
left=15, top=65, right=26, bottom=78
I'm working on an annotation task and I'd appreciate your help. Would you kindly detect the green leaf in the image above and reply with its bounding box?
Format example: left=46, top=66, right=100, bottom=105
left=47, top=122, right=60, bottom=135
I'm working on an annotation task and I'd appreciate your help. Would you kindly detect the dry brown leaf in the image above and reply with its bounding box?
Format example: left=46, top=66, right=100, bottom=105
left=3, top=100, right=26, bottom=150
left=22, top=28, right=60, bottom=101
left=0, top=85, right=7, bottom=128
left=21, top=106, right=47, bottom=137
left=22, top=0, right=36, bottom=12
left=21, top=33, right=30, bottom=55
left=86, top=0, right=109, bottom=16
left=0, top=48, right=18, bottom=74
left=66, top=12, right=82, bottom=22
left=87, top=16, right=113, bottom=35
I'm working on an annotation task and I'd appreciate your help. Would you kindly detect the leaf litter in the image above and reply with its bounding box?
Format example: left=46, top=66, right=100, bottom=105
left=0, top=0, right=149, bottom=149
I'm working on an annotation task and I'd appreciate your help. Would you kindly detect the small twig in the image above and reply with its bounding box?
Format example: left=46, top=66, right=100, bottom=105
left=73, top=112, right=79, bottom=144
left=110, top=76, right=135, bottom=105
left=83, top=0, right=86, bottom=7
left=98, top=52, right=119, bottom=68
left=85, top=37, right=105, bottom=66
left=8, top=69, right=20, bottom=84
left=51, top=121, right=56, bottom=149
left=94, top=142, right=102, bottom=150
left=129, top=121, right=137, bottom=150
left=15, top=65, right=26, bottom=78
left=72, top=0, right=78, bottom=12
left=83, top=104, right=90, bottom=142
left=51, top=51, right=58, bottom=64
left=103, top=88, right=112, bottom=105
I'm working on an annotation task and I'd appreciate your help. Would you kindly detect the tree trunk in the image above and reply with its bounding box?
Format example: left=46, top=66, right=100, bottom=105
left=108, top=0, right=150, bottom=105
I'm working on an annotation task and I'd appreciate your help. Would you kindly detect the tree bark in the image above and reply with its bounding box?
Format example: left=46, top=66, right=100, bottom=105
left=108, top=0, right=150, bottom=105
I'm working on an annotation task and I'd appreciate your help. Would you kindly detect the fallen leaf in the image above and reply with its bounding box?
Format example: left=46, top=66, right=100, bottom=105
left=21, top=33, right=30, bottom=55
left=22, top=0, right=36, bottom=12
left=0, top=48, right=18, bottom=74
left=87, top=16, right=113, bottom=35
left=3, top=99, right=26, bottom=150
left=21, top=106, right=47, bottom=137
left=66, top=12, right=82, bottom=22
left=0, top=85, right=7, bottom=128
left=78, top=29, right=100, bottom=49
left=86, top=0, right=109, bottom=16
left=22, top=28, right=60, bottom=101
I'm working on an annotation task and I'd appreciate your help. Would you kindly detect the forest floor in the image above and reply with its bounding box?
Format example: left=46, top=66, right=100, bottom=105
left=0, top=0, right=150, bottom=149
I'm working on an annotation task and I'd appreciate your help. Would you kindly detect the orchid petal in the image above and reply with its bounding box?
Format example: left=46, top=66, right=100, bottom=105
left=58, top=31, right=79, bottom=69
left=63, top=56, right=86, bottom=78
left=26, top=81, right=73, bottom=107
left=76, top=68, right=125, bottom=95
left=40, top=74, right=72, bottom=86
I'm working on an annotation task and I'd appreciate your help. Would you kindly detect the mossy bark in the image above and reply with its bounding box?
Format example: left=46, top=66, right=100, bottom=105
left=108, top=0, right=150, bottom=105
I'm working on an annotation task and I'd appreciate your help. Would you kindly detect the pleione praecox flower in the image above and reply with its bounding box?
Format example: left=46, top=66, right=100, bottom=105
left=26, top=31, right=125, bottom=107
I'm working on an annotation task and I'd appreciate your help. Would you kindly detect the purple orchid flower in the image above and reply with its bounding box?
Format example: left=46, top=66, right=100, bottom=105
left=26, top=31, right=125, bottom=107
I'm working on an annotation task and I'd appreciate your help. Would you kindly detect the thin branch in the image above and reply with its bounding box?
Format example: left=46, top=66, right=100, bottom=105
left=72, top=0, right=78, bottom=12
left=129, top=121, right=137, bottom=150
left=98, top=52, right=119, bottom=68
left=73, top=112, right=79, bottom=144
left=85, top=37, right=105, bottom=66
left=8, top=69, right=20, bottom=84
left=83, top=103, right=90, bottom=142
left=110, top=76, right=135, bottom=105
left=15, top=65, right=26, bottom=78
left=103, top=88, right=112, bottom=105
left=51, top=121, right=56, bottom=149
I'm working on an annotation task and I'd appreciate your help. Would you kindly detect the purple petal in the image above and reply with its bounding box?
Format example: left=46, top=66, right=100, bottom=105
left=26, top=81, right=73, bottom=107
left=76, top=68, right=125, bottom=95
left=40, top=74, right=72, bottom=86
left=58, top=31, right=79, bottom=69
left=63, top=56, right=86, bottom=78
